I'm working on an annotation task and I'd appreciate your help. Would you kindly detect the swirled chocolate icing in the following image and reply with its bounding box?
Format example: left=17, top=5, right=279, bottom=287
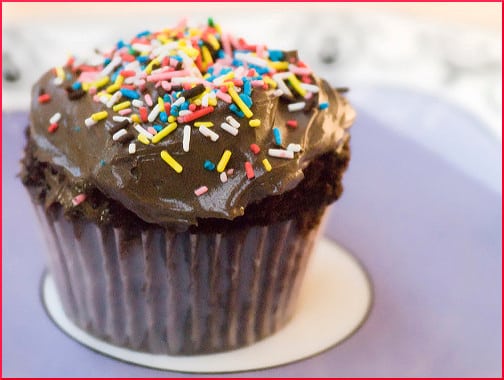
left=27, top=21, right=355, bottom=230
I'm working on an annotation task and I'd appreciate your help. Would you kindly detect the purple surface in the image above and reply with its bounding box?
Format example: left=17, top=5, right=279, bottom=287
left=2, top=88, right=501, bottom=377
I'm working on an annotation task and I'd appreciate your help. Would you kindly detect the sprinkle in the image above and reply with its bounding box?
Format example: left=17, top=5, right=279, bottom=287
left=227, top=168, right=234, bottom=176
left=112, top=129, right=127, bottom=141
left=228, top=85, right=253, bottom=118
left=72, top=194, right=87, bottom=206
left=49, top=112, right=61, bottom=124
left=216, top=91, right=232, bottom=103
left=286, top=120, right=298, bottom=128
left=244, top=162, right=255, bottom=179
left=262, top=158, right=272, bottom=172
left=113, top=116, right=131, bottom=123
left=273, top=127, right=282, bottom=145
left=226, top=116, right=240, bottom=129
left=147, top=104, right=161, bottom=122
left=38, top=94, right=51, bottom=103
left=203, top=160, right=216, bottom=171
left=180, top=83, right=205, bottom=99
left=272, top=73, right=293, bottom=97
left=138, top=134, right=150, bottom=145
left=288, top=102, right=306, bottom=112
left=157, top=97, right=165, bottom=112
left=199, top=125, right=219, bottom=142
left=249, top=119, right=261, bottom=127
left=216, top=150, right=232, bottom=173
left=220, top=122, right=238, bottom=136
left=139, top=107, right=148, bottom=122
left=194, top=121, right=214, bottom=127
left=91, top=111, right=108, bottom=121
left=268, top=148, right=294, bottom=159
left=178, top=106, right=214, bottom=123
left=194, top=186, right=208, bottom=196
left=287, top=74, right=307, bottom=97
left=132, top=99, right=144, bottom=108
left=235, top=52, right=268, bottom=68
left=113, top=101, right=131, bottom=112
left=220, top=172, right=228, bottom=183
left=119, top=109, right=132, bottom=115
left=318, top=102, right=329, bottom=110
left=106, top=91, right=122, bottom=108
left=134, top=123, right=154, bottom=139
left=147, top=126, right=157, bottom=135
left=84, top=117, right=97, bottom=127
left=120, top=88, right=140, bottom=99
left=172, top=96, right=186, bottom=107
left=99, top=159, right=106, bottom=167
left=183, top=125, right=191, bottom=152
left=300, top=83, right=319, bottom=93
left=151, top=122, right=177, bottom=144
left=250, top=144, right=261, bottom=155
left=128, top=143, right=136, bottom=154
left=48, top=123, right=58, bottom=133
left=144, top=93, right=153, bottom=106
left=287, top=143, right=302, bottom=153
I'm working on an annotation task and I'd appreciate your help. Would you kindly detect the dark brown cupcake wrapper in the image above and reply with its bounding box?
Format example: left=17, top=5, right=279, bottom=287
left=35, top=205, right=321, bottom=355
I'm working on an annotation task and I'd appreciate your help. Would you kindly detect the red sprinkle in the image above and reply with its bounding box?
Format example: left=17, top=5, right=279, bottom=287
left=189, top=103, right=197, bottom=111
left=120, top=53, right=136, bottom=62
left=139, top=107, right=148, bottom=122
left=38, top=94, right=51, bottom=104
left=301, top=75, right=312, bottom=84
left=232, top=79, right=243, bottom=87
left=286, top=120, right=298, bottom=128
left=219, top=85, right=228, bottom=93
left=48, top=123, right=58, bottom=133
left=121, top=84, right=136, bottom=90
left=161, top=56, right=170, bottom=67
left=178, top=106, right=214, bottom=123
left=183, top=83, right=192, bottom=90
left=120, top=70, right=136, bottom=78
left=250, top=144, right=261, bottom=155
left=245, top=161, right=255, bottom=179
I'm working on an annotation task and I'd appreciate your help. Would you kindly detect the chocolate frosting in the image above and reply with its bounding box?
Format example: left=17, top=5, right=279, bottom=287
left=29, top=56, right=354, bottom=230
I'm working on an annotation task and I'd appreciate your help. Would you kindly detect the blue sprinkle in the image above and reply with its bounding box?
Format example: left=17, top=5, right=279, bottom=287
left=243, top=79, right=252, bottom=96
left=207, top=67, right=214, bottom=74
left=163, top=94, right=171, bottom=103
left=103, top=57, right=111, bottom=66
left=318, top=102, right=329, bottom=110
left=180, top=101, right=189, bottom=110
left=220, top=67, right=232, bottom=75
left=206, top=75, right=216, bottom=82
left=153, top=124, right=163, bottom=132
left=230, top=104, right=245, bottom=118
left=117, top=40, right=126, bottom=49
left=99, top=159, right=106, bottom=167
left=120, top=88, right=140, bottom=99
left=232, top=59, right=244, bottom=67
left=172, top=55, right=183, bottom=62
left=239, top=94, right=253, bottom=107
left=203, top=160, right=216, bottom=171
left=273, top=127, right=282, bottom=145
left=110, top=71, right=119, bottom=83
left=136, top=30, right=150, bottom=38
left=268, top=50, right=284, bottom=61
left=159, top=112, right=168, bottom=123
left=170, top=106, right=179, bottom=116
left=71, top=82, right=82, bottom=90
left=217, top=50, right=225, bottom=59
left=137, top=56, right=149, bottom=63
left=73, top=126, right=81, bottom=132
left=249, top=64, right=269, bottom=75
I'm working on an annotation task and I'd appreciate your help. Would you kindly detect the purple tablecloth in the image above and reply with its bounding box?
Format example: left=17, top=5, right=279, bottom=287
left=2, top=87, right=501, bottom=377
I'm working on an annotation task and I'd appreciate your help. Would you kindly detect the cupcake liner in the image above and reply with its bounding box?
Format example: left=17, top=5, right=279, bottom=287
left=35, top=204, right=321, bottom=355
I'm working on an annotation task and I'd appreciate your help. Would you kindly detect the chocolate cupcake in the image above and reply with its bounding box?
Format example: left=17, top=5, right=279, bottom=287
left=21, top=19, right=355, bottom=355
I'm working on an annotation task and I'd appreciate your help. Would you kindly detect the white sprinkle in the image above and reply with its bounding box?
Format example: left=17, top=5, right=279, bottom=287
left=113, top=116, right=131, bottom=123
left=220, top=172, right=228, bottom=183
left=300, top=83, right=319, bottom=93
left=106, top=91, right=122, bottom=108
left=49, top=112, right=61, bottom=124
left=53, top=77, right=63, bottom=86
left=199, top=126, right=219, bottom=142
left=226, top=115, right=240, bottom=129
left=183, top=125, right=191, bottom=152
left=134, top=123, right=154, bottom=139
left=99, top=95, right=109, bottom=105
left=194, top=186, right=209, bottom=196
left=202, top=93, right=209, bottom=107
left=287, top=143, right=302, bottom=153
left=128, top=143, right=136, bottom=154
left=178, top=110, right=192, bottom=117
left=131, top=43, right=152, bottom=53
left=132, top=99, right=144, bottom=108
left=100, top=56, right=122, bottom=77
left=235, top=52, right=269, bottom=67
left=147, top=104, right=161, bottom=122
left=172, top=96, right=186, bottom=107
left=112, top=129, right=127, bottom=141
left=268, top=148, right=294, bottom=159
left=287, top=102, right=306, bottom=112
left=220, top=122, right=238, bottom=136
left=171, top=77, right=201, bottom=85
left=272, top=89, right=284, bottom=97
left=84, top=117, right=97, bottom=127
left=272, top=73, right=293, bottom=97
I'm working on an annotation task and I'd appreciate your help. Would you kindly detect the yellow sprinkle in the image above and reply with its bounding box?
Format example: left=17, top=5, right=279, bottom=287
left=287, top=74, right=307, bottom=97
left=157, top=35, right=169, bottom=44
left=194, top=121, right=214, bottom=127
left=157, top=97, right=165, bottom=112
left=168, top=115, right=176, bottom=123
left=114, top=75, right=124, bottom=86
left=144, top=58, right=159, bottom=75
left=55, top=67, right=65, bottom=79
left=131, top=114, right=141, bottom=123
left=152, top=122, right=177, bottom=144
left=91, top=111, right=108, bottom=121
left=203, top=73, right=211, bottom=79
left=179, top=45, right=199, bottom=59
left=216, top=71, right=234, bottom=84
left=216, top=150, right=232, bottom=173
left=262, top=158, right=272, bottom=172
left=112, top=101, right=131, bottom=112
left=106, top=84, right=120, bottom=94
left=268, top=61, right=289, bottom=71
left=160, top=150, right=183, bottom=173
left=93, top=76, right=110, bottom=89
left=249, top=119, right=261, bottom=127
left=82, top=82, right=90, bottom=91
left=263, top=76, right=277, bottom=89
left=215, top=23, right=222, bottom=35
left=138, top=134, right=150, bottom=145
left=206, top=34, right=220, bottom=51
left=194, top=99, right=202, bottom=106
left=208, top=97, right=217, bottom=107
left=228, top=85, right=253, bottom=118
left=201, top=45, right=213, bottom=66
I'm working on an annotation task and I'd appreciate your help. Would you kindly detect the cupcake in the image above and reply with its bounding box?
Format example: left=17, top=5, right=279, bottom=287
left=21, top=18, right=355, bottom=355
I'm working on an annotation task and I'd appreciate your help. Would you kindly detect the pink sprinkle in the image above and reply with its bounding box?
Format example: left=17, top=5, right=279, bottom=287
left=88, top=87, right=97, bottom=95
left=216, top=91, right=232, bottom=103
left=93, top=95, right=100, bottom=102
left=227, top=168, right=234, bottom=176
left=144, top=94, right=153, bottom=106
left=161, top=81, right=171, bottom=91
left=118, top=108, right=132, bottom=115
left=304, top=92, right=313, bottom=100
left=72, top=194, right=87, bottom=206
left=256, top=44, right=265, bottom=58
left=147, top=127, right=157, bottom=135
left=146, top=69, right=190, bottom=82
left=289, top=66, right=312, bottom=76
left=194, top=186, right=208, bottom=196
left=251, top=80, right=265, bottom=87
left=219, top=85, right=228, bottom=93
left=78, top=71, right=99, bottom=83
left=155, top=81, right=162, bottom=88
left=221, top=33, right=232, bottom=58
